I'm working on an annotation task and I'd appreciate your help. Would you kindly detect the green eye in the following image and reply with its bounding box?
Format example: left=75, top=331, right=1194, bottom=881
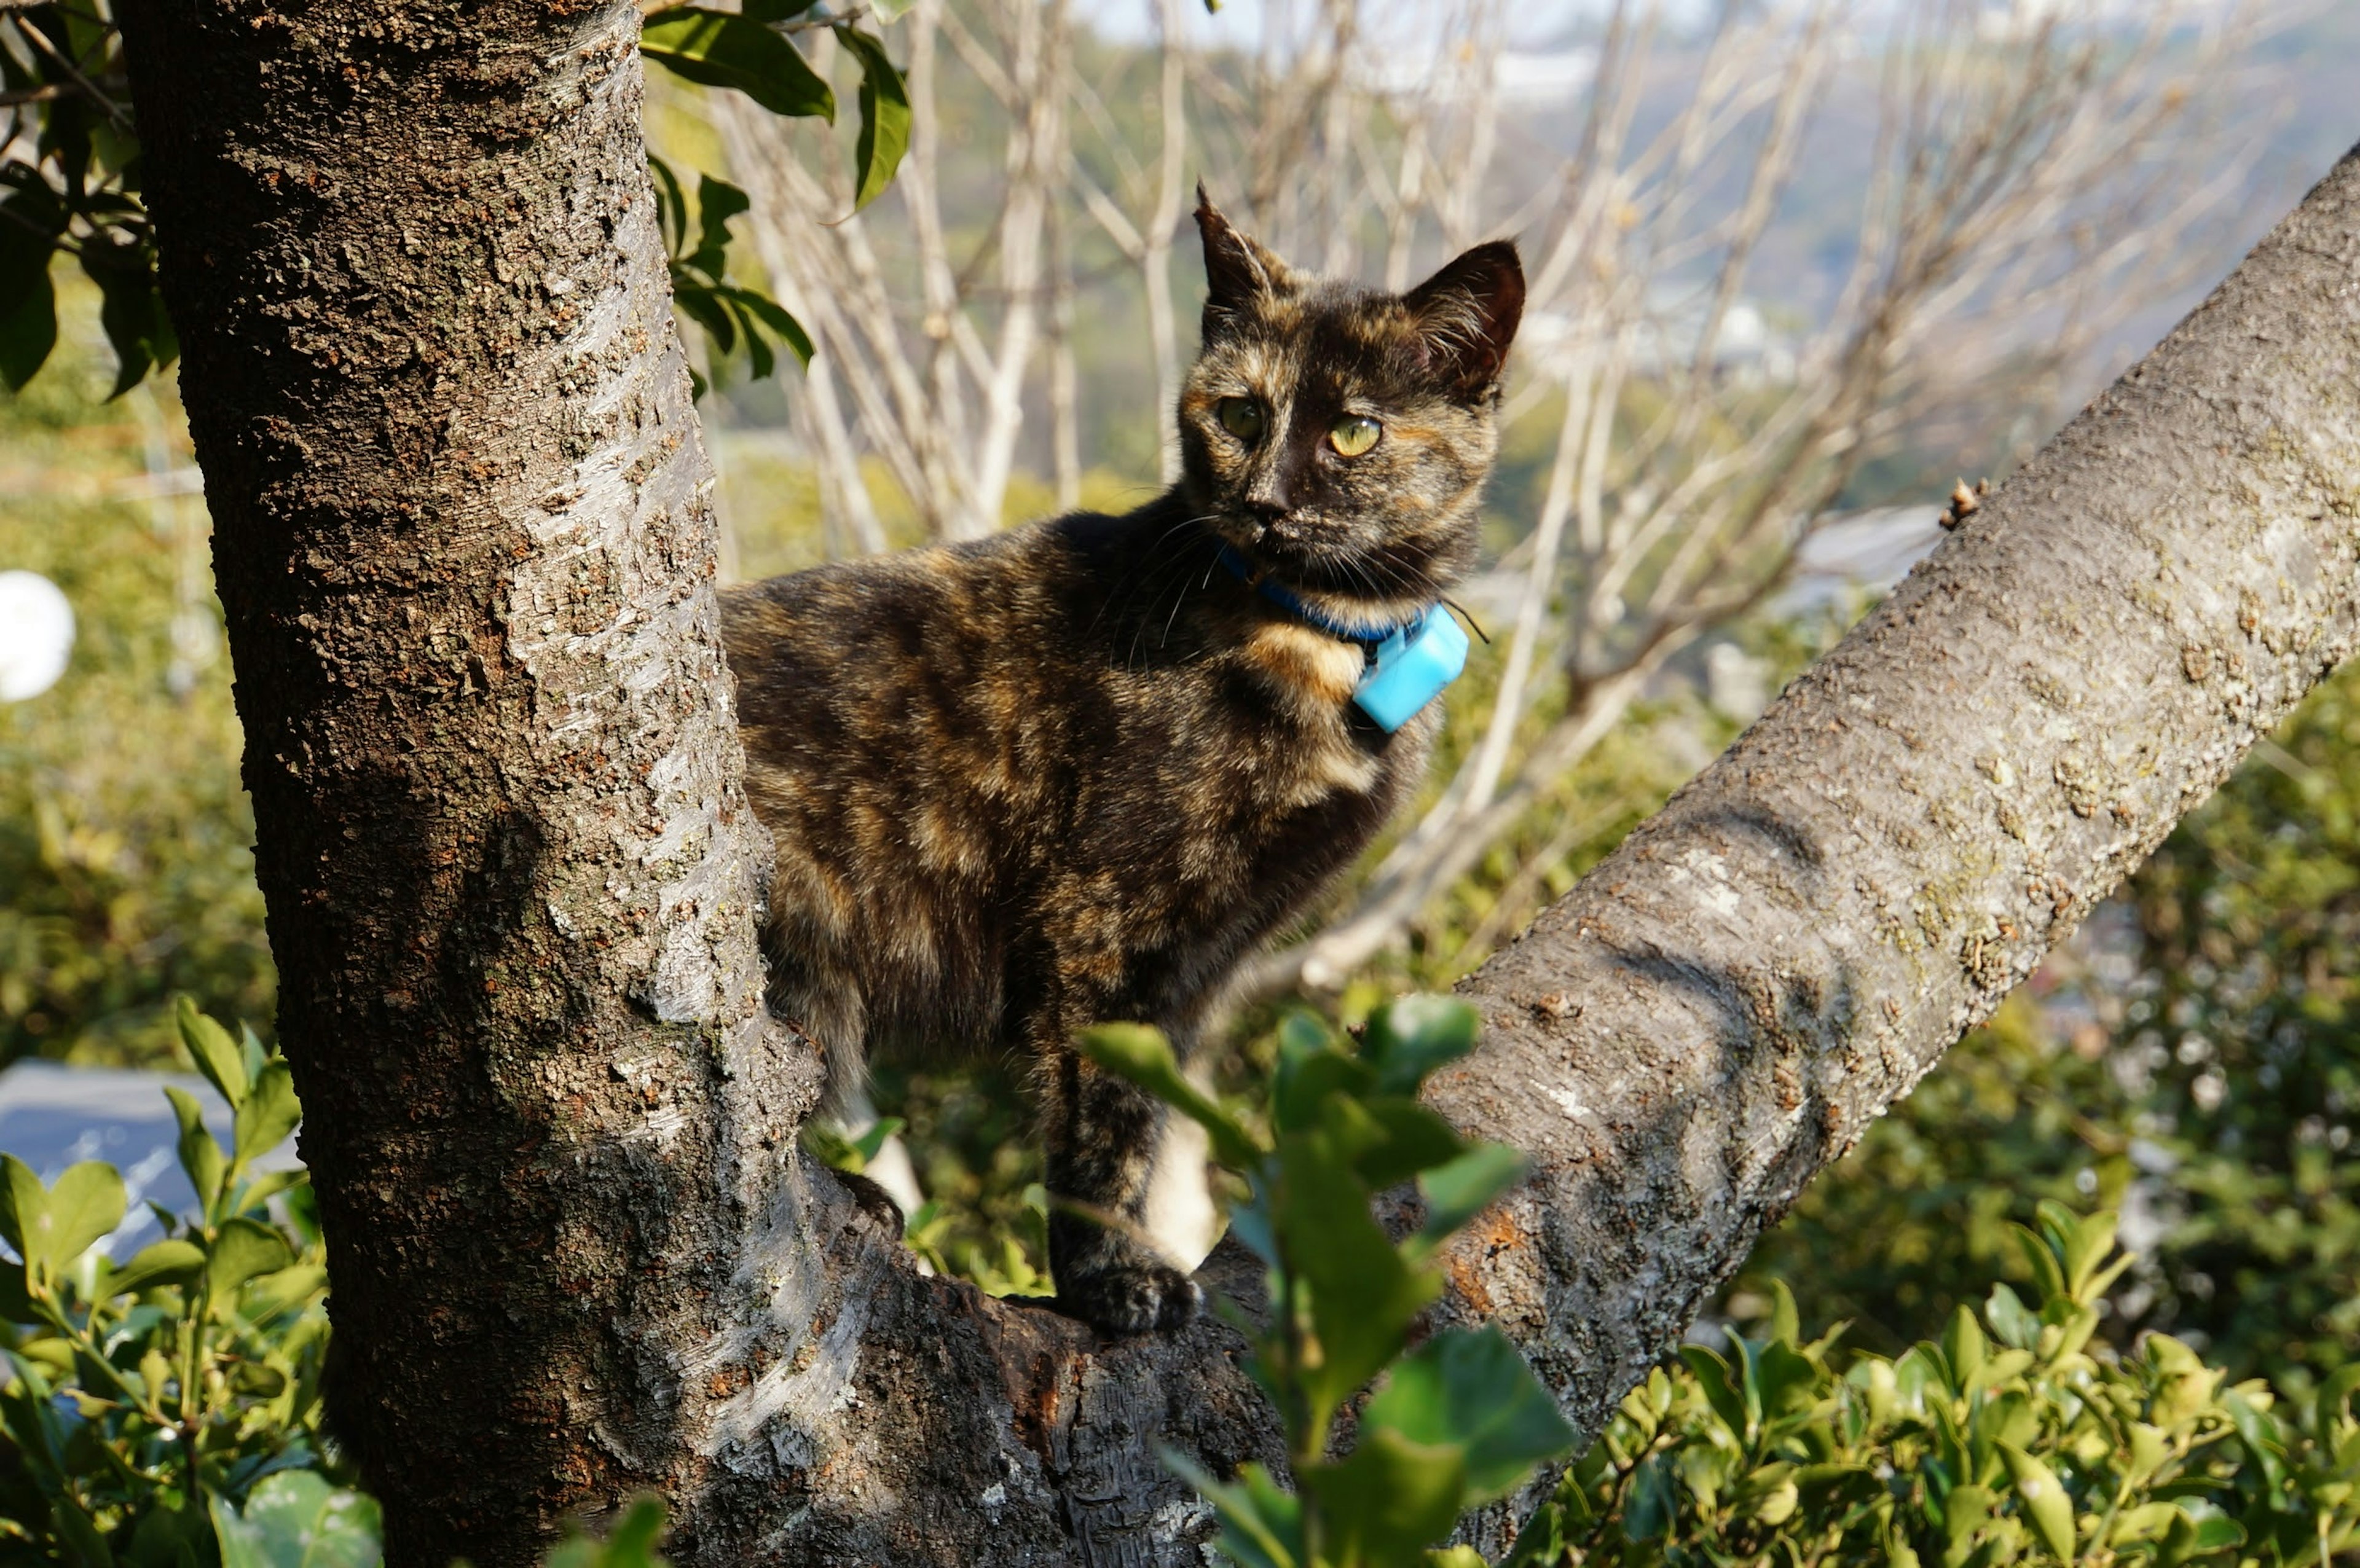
left=1217, top=398, right=1264, bottom=442
left=1329, top=415, right=1380, bottom=457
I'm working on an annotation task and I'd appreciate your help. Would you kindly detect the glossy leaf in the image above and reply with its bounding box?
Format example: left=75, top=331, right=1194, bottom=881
left=1275, top=1130, right=1438, bottom=1422
left=1985, top=1282, right=2042, bottom=1351
left=209, top=1217, right=296, bottom=1299
left=235, top=1060, right=303, bottom=1167
left=1300, top=1427, right=1468, bottom=1568
left=640, top=9, right=834, bottom=121
left=1997, top=1443, right=2076, bottom=1562
left=1361, top=995, right=1481, bottom=1097
left=179, top=994, right=251, bottom=1106
left=1074, top=1023, right=1260, bottom=1170
left=1359, top=1326, right=1575, bottom=1505
left=837, top=27, right=911, bottom=213
left=1413, top=1141, right=1526, bottom=1253
left=166, top=1085, right=226, bottom=1213
left=211, top=1470, right=382, bottom=1568
left=105, top=1238, right=206, bottom=1297
left=1, top=1156, right=125, bottom=1273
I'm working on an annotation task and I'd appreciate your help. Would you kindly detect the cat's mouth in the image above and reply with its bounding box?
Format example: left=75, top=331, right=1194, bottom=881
left=1231, top=523, right=1443, bottom=609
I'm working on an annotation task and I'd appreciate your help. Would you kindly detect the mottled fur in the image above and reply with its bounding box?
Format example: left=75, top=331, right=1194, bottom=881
left=723, top=195, right=1522, bottom=1333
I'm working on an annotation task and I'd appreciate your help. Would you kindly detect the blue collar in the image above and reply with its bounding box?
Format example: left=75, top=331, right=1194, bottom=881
left=1213, top=544, right=1423, bottom=648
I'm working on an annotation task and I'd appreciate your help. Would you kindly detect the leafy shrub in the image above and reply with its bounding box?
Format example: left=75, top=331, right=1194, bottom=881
left=0, top=1001, right=366, bottom=1565
left=1511, top=1203, right=2360, bottom=1567
left=0, top=358, right=272, bottom=1070
left=1079, top=998, right=1576, bottom=1568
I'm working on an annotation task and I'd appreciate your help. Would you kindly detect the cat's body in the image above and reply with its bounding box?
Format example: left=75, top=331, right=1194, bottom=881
left=722, top=197, right=1522, bottom=1333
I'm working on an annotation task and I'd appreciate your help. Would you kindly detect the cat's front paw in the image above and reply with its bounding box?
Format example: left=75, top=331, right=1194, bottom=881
left=1055, top=1253, right=1203, bottom=1335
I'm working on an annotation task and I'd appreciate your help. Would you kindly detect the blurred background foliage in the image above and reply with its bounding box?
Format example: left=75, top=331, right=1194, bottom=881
left=0, top=292, right=269, bottom=1069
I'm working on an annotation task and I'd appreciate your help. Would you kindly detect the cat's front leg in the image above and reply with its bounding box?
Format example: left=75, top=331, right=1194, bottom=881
left=1044, top=1050, right=1211, bottom=1334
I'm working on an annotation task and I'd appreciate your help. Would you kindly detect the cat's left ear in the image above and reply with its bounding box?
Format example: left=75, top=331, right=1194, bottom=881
left=1404, top=240, right=1525, bottom=399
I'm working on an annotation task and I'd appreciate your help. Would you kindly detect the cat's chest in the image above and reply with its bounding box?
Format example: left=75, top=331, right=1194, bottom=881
left=1222, top=620, right=1421, bottom=810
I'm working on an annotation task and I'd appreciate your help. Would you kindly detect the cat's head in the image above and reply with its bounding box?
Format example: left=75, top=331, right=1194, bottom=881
left=1176, top=189, right=1523, bottom=632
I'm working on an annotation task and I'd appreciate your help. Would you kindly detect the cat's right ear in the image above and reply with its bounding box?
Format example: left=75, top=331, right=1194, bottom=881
left=1196, top=184, right=1294, bottom=342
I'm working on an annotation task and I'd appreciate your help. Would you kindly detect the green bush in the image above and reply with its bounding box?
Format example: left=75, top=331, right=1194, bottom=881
left=1513, top=1202, right=2360, bottom=1568
left=0, top=346, right=271, bottom=1071
left=0, top=1000, right=363, bottom=1564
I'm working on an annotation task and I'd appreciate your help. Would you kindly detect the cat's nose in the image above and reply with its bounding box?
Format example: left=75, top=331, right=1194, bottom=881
left=1244, top=496, right=1291, bottom=525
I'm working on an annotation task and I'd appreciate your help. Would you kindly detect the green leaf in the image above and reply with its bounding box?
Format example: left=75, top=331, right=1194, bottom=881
left=2012, top=1222, right=2068, bottom=1307
left=1361, top=995, right=1482, bottom=1097
left=165, top=1086, right=226, bottom=1213
left=53, top=1491, right=114, bottom=1568
left=1273, top=1031, right=1376, bottom=1135
left=1997, top=1442, right=2076, bottom=1562
left=104, top=1238, right=206, bottom=1297
left=1, top=1156, right=125, bottom=1273
left=1413, top=1142, right=1526, bottom=1255
left=208, top=1217, right=295, bottom=1299
left=234, top=1060, right=303, bottom=1167
left=1074, top=1024, right=1261, bottom=1170
left=543, top=1495, right=669, bottom=1568
left=690, top=173, right=750, bottom=276
left=1986, top=1282, right=2042, bottom=1351
left=726, top=286, right=812, bottom=361
left=1944, top=1304, right=1988, bottom=1388
left=1680, top=1344, right=1752, bottom=1445
left=211, top=1470, right=382, bottom=1568
left=0, top=1154, right=40, bottom=1260
left=640, top=9, right=834, bottom=121
left=1343, top=1097, right=1469, bottom=1191
left=1300, top=1427, right=1469, bottom=1568
left=1360, top=1326, right=1576, bottom=1505
left=1163, top=1451, right=1301, bottom=1568
left=848, top=1117, right=903, bottom=1164
left=1753, top=1338, right=1822, bottom=1424
left=0, top=260, right=56, bottom=391
left=241, top=1263, right=329, bottom=1322
left=1276, top=1129, right=1439, bottom=1424
left=742, top=0, right=822, bottom=20
left=2061, top=1209, right=2119, bottom=1301
left=836, top=27, right=911, bottom=213
left=178, top=996, right=251, bottom=1107
left=1766, top=1277, right=1801, bottom=1346
left=647, top=155, right=690, bottom=256
left=78, top=235, right=173, bottom=398
left=2223, top=1389, right=2288, bottom=1490
left=674, top=284, right=739, bottom=354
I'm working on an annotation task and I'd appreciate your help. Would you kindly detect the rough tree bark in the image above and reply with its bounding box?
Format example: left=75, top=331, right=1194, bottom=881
left=116, top=1, right=2360, bottom=1562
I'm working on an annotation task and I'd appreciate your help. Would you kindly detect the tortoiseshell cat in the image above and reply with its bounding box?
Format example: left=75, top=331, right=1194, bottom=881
left=723, top=194, right=1522, bottom=1333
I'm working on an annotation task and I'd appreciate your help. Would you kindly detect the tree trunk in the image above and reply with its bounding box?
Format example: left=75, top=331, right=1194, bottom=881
left=114, top=2, right=811, bottom=1561
left=117, top=0, right=2360, bottom=1556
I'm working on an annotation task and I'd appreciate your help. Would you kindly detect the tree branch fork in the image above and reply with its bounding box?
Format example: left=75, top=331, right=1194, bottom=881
left=111, top=0, right=2360, bottom=1552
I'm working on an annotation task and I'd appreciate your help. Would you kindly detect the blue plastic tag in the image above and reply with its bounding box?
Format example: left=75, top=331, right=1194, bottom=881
left=1353, top=607, right=1469, bottom=732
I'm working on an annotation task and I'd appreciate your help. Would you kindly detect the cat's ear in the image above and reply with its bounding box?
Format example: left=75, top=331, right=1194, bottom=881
left=1404, top=240, right=1525, bottom=398
left=1195, top=185, right=1295, bottom=340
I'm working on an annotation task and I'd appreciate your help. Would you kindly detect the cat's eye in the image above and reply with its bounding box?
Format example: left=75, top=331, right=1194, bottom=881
left=1329, top=415, right=1381, bottom=457
left=1217, top=398, right=1264, bottom=442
